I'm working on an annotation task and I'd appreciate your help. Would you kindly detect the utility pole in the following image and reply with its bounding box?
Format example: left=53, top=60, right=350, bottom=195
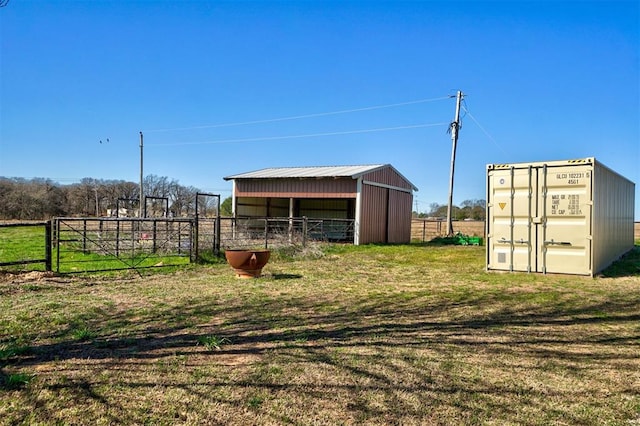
left=446, top=90, right=464, bottom=236
left=139, top=131, right=144, bottom=218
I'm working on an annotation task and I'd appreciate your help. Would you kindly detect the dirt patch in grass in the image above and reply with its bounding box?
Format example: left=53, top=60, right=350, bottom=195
left=0, top=270, right=56, bottom=284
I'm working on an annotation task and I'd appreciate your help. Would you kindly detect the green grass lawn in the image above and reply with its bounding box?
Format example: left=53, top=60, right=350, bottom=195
left=0, top=225, right=48, bottom=270
left=1, top=243, right=639, bottom=425
left=0, top=223, right=192, bottom=273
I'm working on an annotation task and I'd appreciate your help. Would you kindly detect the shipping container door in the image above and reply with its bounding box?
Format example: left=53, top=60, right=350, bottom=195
left=488, top=165, right=593, bottom=274
left=487, top=166, right=536, bottom=272
left=538, top=165, right=592, bottom=274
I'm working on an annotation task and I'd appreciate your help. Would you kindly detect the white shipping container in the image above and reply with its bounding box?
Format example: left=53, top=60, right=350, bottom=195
left=486, top=158, right=635, bottom=276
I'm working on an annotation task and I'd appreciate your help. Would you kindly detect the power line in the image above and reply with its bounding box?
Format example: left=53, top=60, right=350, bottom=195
left=147, top=122, right=449, bottom=147
left=461, top=104, right=509, bottom=155
left=143, top=96, right=451, bottom=133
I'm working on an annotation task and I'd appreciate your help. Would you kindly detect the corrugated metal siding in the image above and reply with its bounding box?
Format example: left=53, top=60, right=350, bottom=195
left=235, top=178, right=356, bottom=198
left=359, top=184, right=388, bottom=244
left=229, top=164, right=416, bottom=245
left=225, top=165, right=386, bottom=180
left=592, top=161, right=635, bottom=274
left=236, top=197, right=268, bottom=217
left=299, top=199, right=350, bottom=219
left=268, top=198, right=290, bottom=217
left=363, top=168, right=415, bottom=190
left=387, top=190, right=413, bottom=243
left=358, top=183, right=413, bottom=244
left=486, top=158, right=635, bottom=276
left=237, top=197, right=354, bottom=219
left=236, top=197, right=289, bottom=217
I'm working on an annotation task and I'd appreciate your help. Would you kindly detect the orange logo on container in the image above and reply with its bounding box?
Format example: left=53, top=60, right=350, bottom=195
left=499, top=203, right=507, bottom=210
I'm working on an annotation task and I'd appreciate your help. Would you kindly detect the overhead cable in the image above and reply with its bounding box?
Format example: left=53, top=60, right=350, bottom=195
left=148, top=122, right=449, bottom=146
left=144, top=96, right=451, bottom=133
left=461, top=105, right=509, bottom=155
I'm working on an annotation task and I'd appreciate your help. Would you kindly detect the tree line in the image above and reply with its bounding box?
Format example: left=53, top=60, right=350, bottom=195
left=414, top=199, right=486, bottom=221
left=0, top=175, right=221, bottom=220
left=0, top=175, right=484, bottom=221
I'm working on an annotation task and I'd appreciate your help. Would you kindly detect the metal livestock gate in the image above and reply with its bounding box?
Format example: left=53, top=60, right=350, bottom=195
left=53, top=217, right=195, bottom=273
left=1, top=216, right=358, bottom=274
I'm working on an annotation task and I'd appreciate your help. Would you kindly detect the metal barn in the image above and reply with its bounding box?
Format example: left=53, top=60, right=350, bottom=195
left=223, top=164, right=418, bottom=245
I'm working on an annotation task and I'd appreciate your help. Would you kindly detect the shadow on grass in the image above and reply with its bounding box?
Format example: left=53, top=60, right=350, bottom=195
left=3, top=272, right=640, bottom=424
left=271, top=273, right=303, bottom=280
left=599, top=245, right=640, bottom=278
left=12, top=288, right=640, bottom=365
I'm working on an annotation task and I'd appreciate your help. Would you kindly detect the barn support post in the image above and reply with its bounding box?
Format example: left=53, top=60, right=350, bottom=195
left=354, top=177, right=362, bottom=245
left=302, top=216, right=308, bottom=247
left=288, top=197, right=294, bottom=244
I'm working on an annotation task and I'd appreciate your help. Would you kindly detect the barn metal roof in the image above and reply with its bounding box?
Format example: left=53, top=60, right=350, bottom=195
left=224, top=164, right=389, bottom=180
left=224, top=164, right=418, bottom=190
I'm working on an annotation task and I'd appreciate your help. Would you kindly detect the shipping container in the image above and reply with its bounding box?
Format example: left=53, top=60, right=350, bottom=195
left=486, top=158, right=635, bottom=276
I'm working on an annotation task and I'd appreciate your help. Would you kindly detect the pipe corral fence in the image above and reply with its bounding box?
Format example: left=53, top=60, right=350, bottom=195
left=410, top=219, right=486, bottom=242
left=2, top=219, right=638, bottom=273
left=1, top=216, right=355, bottom=273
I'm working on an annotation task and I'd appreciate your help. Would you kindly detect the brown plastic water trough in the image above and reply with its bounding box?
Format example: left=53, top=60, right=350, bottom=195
left=224, top=249, right=270, bottom=278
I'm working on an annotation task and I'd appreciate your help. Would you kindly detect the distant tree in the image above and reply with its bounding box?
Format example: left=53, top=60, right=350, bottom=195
left=422, top=200, right=485, bottom=221
left=428, top=202, right=441, bottom=217
left=42, top=182, right=67, bottom=217
left=195, top=193, right=220, bottom=218
left=0, top=178, right=67, bottom=219
left=459, top=199, right=486, bottom=220
left=168, top=181, right=197, bottom=217
left=220, top=196, right=233, bottom=216
left=0, top=179, right=15, bottom=218
left=0, top=175, right=215, bottom=220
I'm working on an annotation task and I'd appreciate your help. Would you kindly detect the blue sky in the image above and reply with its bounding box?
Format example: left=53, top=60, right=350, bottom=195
left=1, top=0, right=638, bottom=218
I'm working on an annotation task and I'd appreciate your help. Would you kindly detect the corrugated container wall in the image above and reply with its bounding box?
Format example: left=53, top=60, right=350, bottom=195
left=486, top=158, right=635, bottom=276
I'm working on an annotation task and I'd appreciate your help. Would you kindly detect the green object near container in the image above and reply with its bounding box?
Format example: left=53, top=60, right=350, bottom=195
left=456, top=233, right=483, bottom=246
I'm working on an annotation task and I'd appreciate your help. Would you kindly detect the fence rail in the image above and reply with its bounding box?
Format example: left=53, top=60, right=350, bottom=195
left=54, top=217, right=194, bottom=273
left=411, top=219, right=485, bottom=242
left=2, top=218, right=636, bottom=273
left=1, top=216, right=356, bottom=273
left=219, top=217, right=355, bottom=249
